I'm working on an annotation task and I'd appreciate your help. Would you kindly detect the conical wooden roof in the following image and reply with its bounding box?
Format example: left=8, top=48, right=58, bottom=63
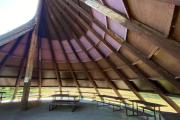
left=0, top=0, right=180, bottom=112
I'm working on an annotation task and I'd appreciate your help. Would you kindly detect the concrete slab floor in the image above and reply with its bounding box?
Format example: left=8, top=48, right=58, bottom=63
left=0, top=101, right=144, bottom=120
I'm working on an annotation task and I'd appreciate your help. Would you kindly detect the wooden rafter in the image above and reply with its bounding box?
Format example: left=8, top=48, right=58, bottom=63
left=37, top=37, right=42, bottom=99
left=12, top=32, right=32, bottom=100
left=56, top=2, right=145, bottom=101
left=21, top=0, right=43, bottom=109
left=0, top=0, right=179, bottom=112
left=47, top=31, right=62, bottom=93
left=50, top=0, right=124, bottom=99
left=46, top=3, right=102, bottom=99
left=1, top=75, right=178, bottom=82
left=78, top=0, right=180, bottom=60
left=44, top=1, right=82, bottom=97
left=21, top=28, right=38, bottom=110
left=0, top=36, right=23, bottom=72
left=64, top=0, right=180, bottom=91
left=61, top=0, right=180, bottom=112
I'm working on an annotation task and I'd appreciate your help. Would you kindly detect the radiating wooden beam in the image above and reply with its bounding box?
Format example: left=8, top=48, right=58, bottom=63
left=2, top=75, right=178, bottom=82
left=0, top=36, right=23, bottom=72
left=21, top=0, right=42, bottom=109
left=21, top=29, right=38, bottom=110
left=12, top=32, right=32, bottom=100
left=64, top=0, right=180, bottom=90
left=47, top=35, right=62, bottom=93
left=61, top=24, right=102, bottom=99
left=77, top=0, right=180, bottom=60
left=1, top=35, right=23, bottom=100
left=49, top=1, right=124, bottom=99
left=57, top=0, right=180, bottom=112
left=37, top=37, right=42, bottom=99
left=49, top=6, right=103, bottom=99
left=44, top=1, right=82, bottom=97
left=56, top=3, right=145, bottom=101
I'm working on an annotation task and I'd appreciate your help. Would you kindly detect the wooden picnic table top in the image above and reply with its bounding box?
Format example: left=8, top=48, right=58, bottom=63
left=129, top=100, right=166, bottom=107
left=51, top=94, right=79, bottom=98
left=97, top=95, right=127, bottom=100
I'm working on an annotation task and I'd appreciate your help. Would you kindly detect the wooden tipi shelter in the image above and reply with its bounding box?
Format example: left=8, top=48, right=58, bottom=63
left=0, top=0, right=180, bottom=114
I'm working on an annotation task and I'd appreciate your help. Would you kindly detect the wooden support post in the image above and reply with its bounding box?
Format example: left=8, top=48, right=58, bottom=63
left=21, top=0, right=42, bottom=109
left=21, top=30, right=38, bottom=110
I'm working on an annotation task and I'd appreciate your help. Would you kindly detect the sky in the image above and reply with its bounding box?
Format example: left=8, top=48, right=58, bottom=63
left=0, top=0, right=39, bottom=35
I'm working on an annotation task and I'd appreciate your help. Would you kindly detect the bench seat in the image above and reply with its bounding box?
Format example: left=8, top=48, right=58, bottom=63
left=50, top=100, right=79, bottom=105
left=125, top=107, right=154, bottom=118
left=49, top=99, right=80, bottom=112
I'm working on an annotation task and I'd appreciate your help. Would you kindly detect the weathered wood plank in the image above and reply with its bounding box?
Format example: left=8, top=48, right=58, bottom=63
left=60, top=0, right=180, bottom=112
left=65, top=0, right=180, bottom=90
left=45, top=1, right=82, bottom=97
left=79, top=0, right=180, bottom=60
left=21, top=0, right=42, bottom=110
left=50, top=0, right=129, bottom=100
left=157, top=0, right=180, bottom=6
left=21, top=29, right=38, bottom=110
left=12, top=32, right=32, bottom=100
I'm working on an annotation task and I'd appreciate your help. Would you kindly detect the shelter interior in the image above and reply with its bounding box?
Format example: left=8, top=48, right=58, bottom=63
left=0, top=0, right=180, bottom=120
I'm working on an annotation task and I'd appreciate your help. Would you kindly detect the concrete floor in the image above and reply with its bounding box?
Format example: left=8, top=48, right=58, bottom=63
left=0, top=101, right=144, bottom=120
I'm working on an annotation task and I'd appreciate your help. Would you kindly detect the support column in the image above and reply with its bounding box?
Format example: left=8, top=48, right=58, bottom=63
left=21, top=30, right=38, bottom=110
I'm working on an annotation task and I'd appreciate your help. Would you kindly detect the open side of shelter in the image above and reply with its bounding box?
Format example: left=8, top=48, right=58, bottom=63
left=0, top=0, right=180, bottom=119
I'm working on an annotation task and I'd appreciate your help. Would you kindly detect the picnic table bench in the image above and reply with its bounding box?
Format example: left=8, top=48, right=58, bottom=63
left=49, top=94, right=80, bottom=112
left=96, top=95, right=127, bottom=111
left=126, top=100, right=166, bottom=120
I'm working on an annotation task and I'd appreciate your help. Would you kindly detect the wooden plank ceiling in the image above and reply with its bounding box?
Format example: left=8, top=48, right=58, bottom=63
left=0, top=0, right=180, bottom=112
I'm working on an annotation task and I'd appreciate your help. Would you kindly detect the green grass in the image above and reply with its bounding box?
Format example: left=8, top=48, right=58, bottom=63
left=0, top=87, right=180, bottom=113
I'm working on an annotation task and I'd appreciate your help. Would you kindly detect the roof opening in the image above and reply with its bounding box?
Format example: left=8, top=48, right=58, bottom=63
left=0, top=0, right=39, bottom=36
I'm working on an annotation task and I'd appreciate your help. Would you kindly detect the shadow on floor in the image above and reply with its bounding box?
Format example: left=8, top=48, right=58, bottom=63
left=0, top=101, right=144, bottom=120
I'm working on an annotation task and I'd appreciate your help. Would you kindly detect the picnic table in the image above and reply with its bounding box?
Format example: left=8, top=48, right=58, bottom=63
left=96, top=95, right=127, bottom=111
left=98, top=95, right=127, bottom=100
left=49, top=94, right=80, bottom=112
left=127, top=100, right=166, bottom=120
